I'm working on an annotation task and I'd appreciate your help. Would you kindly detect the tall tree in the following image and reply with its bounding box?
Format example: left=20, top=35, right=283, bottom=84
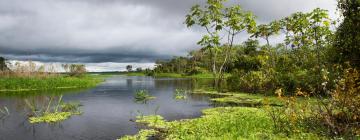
left=126, top=65, right=133, bottom=72
left=333, top=0, right=360, bottom=67
left=185, top=0, right=256, bottom=87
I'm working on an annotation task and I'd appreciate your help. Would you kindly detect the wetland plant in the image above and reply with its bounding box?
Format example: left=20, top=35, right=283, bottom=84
left=27, top=95, right=82, bottom=124
left=174, top=89, right=187, bottom=100
left=134, top=90, right=156, bottom=104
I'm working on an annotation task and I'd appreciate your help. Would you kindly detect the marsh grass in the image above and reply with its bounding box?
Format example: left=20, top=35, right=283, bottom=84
left=26, top=95, right=83, bottom=124
left=134, top=90, right=156, bottom=104
left=0, top=75, right=103, bottom=92
left=174, top=89, right=187, bottom=100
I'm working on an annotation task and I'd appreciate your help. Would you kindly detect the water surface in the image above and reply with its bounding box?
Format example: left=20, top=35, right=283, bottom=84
left=0, top=76, right=212, bottom=140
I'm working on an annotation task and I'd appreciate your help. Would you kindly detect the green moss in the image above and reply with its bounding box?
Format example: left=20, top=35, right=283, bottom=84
left=29, top=112, right=81, bottom=124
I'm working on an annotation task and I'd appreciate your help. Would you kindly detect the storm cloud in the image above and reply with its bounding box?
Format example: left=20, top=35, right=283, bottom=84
left=0, top=0, right=337, bottom=65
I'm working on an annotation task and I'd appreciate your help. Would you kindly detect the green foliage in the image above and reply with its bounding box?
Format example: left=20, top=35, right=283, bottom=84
left=228, top=70, right=271, bottom=93
left=185, top=0, right=257, bottom=88
left=332, top=0, right=360, bottom=67
left=0, top=75, right=103, bottom=92
left=316, top=68, right=360, bottom=137
left=134, top=90, right=156, bottom=103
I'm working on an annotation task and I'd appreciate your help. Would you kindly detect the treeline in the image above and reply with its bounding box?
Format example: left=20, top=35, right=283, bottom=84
left=153, top=0, right=359, bottom=96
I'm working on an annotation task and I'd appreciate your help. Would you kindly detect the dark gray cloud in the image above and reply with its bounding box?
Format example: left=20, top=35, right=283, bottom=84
left=0, top=0, right=337, bottom=64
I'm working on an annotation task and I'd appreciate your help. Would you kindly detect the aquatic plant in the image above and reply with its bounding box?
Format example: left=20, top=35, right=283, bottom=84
left=119, top=129, right=157, bottom=140
left=134, top=90, right=156, bottom=103
left=124, top=107, right=325, bottom=140
left=174, top=89, right=187, bottom=100
left=29, top=112, right=81, bottom=123
left=136, top=115, right=167, bottom=129
left=27, top=95, right=83, bottom=124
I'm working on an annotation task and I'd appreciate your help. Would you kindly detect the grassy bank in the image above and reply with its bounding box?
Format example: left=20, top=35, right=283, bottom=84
left=0, top=75, right=104, bottom=92
left=121, top=107, right=324, bottom=140
left=120, top=90, right=333, bottom=140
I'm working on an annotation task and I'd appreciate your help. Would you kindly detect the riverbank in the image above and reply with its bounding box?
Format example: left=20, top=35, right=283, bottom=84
left=126, top=72, right=222, bottom=79
left=0, top=75, right=105, bottom=92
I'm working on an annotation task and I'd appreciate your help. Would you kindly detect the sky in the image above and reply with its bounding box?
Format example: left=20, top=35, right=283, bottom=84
left=0, top=0, right=338, bottom=72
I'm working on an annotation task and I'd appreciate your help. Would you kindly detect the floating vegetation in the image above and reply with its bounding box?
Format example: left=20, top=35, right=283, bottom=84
left=192, top=90, right=284, bottom=107
left=134, top=90, right=156, bottom=104
left=29, top=112, right=81, bottom=123
left=136, top=115, right=167, bottom=129
left=27, top=95, right=83, bottom=124
left=123, top=107, right=325, bottom=139
left=174, top=89, right=187, bottom=100
left=118, top=129, right=157, bottom=140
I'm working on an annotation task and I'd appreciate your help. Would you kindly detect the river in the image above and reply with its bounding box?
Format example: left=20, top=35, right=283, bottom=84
left=0, top=76, right=213, bottom=140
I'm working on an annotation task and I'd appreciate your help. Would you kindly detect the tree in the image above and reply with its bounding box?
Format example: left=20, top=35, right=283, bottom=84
left=252, top=20, right=282, bottom=46
left=126, top=65, right=133, bottom=72
left=185, top=0, right=256, bottom=87
left=136, top=67, right=143, bottom=72
left=279, top=8, right=333, bottom=94
left=62, top=64, right=70, bottom=73
left=333, top=0, right=360, bottom=67
left=68, top=64, right=86, bottom=77
left=0, top=57, right=9, bottom=71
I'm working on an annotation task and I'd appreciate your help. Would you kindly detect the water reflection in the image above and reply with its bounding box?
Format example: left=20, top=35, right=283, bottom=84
left=0, top=76, right=213, bottom=140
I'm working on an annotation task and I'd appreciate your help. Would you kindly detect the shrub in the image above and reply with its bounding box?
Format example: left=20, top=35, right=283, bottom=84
left=228, top=70, right=271, bottom=93
left=316, top=68, right=360, bottom=137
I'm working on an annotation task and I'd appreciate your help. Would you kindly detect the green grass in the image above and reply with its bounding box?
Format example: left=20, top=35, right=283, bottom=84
left=0, top=75, right=104, bottom=92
